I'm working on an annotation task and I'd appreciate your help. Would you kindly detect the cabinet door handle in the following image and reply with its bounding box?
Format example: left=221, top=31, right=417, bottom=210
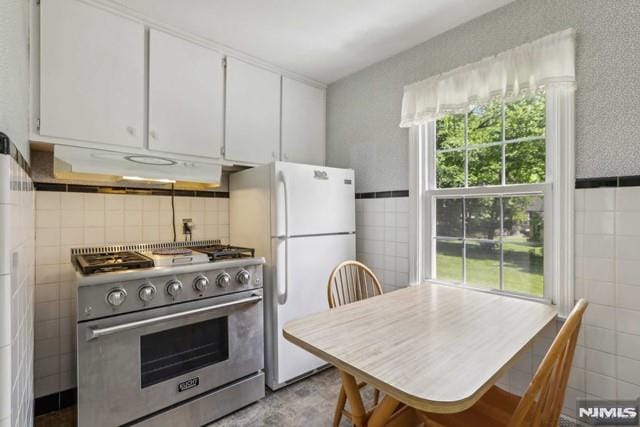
left=150, top=130, right=158, bottom=140
left=126, top=126, right=136, bottom=136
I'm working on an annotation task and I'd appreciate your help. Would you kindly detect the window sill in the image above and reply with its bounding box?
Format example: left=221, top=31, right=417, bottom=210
left=418, top=279, right=554, bottom=306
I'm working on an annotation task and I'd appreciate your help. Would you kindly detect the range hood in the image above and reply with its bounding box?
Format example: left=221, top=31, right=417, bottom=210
left=54, top=145, right=222, bottom=188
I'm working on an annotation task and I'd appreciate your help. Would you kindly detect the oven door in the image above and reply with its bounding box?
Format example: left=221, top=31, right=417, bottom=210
left=77, top=289, right=263, bottom=427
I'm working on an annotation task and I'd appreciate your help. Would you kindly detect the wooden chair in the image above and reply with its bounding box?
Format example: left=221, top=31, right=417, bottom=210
left=418, top=299, right=589, bottom=427
left=327, top=261, right=384, bottom=427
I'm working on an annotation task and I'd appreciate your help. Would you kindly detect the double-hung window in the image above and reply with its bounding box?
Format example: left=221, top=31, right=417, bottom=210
left=425, top=94, right=550, bottom=300
left=402, top=29, right=576, bottom=313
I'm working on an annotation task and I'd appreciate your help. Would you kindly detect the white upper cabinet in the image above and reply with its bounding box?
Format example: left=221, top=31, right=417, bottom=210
left=225, top=58, right=281, bottom=165
left=148, top=30, right=224, bottom=159
left=40, top=0, right=145, bottom=148
left=281, top=78, right=326, bottom=165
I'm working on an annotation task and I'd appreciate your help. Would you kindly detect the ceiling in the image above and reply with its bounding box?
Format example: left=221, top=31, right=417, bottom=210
left=109, top=0, right=514, bottom=84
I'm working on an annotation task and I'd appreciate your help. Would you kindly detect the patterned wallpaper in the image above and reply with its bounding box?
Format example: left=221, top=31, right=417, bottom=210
left=326, top=0, right=640, bottom=192
left=0, top=0, right=30, bottom=162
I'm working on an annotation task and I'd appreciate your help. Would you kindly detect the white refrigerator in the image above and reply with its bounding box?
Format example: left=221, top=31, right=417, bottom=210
left=230, top=162, right=356, bottom=389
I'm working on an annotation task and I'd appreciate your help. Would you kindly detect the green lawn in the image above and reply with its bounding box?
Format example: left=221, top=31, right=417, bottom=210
left=435, top=240, right=543, bottom=296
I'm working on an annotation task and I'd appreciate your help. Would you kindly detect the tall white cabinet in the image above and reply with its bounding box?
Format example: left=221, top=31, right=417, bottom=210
left=224, top=58, right=281, bottom=165
left=148, top=30, right=224, bottom=159
left=281, top=77, right=326, bottom=165
left=40, top=0, right=145, bottom=148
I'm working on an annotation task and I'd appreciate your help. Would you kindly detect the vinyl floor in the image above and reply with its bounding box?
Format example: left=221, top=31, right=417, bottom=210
left=35, top=368, right=372, bottom=427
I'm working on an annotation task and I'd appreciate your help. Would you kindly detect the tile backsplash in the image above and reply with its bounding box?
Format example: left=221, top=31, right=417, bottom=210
left=33, top=191, right=230, bottom=398
left=574, top=187, right=640, bottom=403
left=0, top=154, right=35, bottom=427
left=355, top=196, right=409, bottom=292
left=30, top=184, right=640, bottom=416
left=497, top=186, right=640, bottom=419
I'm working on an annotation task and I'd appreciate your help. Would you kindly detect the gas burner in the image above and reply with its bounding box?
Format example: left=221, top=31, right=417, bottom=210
left=74, top=251, right=154, bottom=274
left=193, top=245, right=256, bottom=261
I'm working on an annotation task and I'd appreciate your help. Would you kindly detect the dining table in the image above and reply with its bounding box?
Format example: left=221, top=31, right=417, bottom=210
left=283, top=283, right=558, bottom=426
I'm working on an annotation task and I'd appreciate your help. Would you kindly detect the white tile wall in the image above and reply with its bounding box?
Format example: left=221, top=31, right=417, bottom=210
left=27, top=185, right=640, bottom=415
left=494, top=187, right=640, bottom=418
left=33, top=191, right=230, bottom=397
left=0, top=155, right=35, bottom=427
left=355, top=197, right=410, bottom=292
left=574, top=187, right=640, bottom=403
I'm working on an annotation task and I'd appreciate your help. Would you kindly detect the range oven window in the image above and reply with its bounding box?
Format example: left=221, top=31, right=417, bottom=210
left=140, top=317, right=229, bottom=388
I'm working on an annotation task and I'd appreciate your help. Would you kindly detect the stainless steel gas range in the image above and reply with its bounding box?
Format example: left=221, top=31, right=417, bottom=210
left=72, top=240, right=265, bottom=427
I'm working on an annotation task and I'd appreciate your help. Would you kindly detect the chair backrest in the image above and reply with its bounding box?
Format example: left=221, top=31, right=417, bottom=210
left=327, top=261, right=383, bottom=308
left=508, top=299, right=588, bottom=427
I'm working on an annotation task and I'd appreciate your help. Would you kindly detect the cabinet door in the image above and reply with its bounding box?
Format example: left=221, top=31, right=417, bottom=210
left=225, top=58, right=280, bottom=165
left=148, top=30, right=224, bottom=159
left=40, top=0, right=144, bottom=148
left=281, top=78, right=326, bottom=165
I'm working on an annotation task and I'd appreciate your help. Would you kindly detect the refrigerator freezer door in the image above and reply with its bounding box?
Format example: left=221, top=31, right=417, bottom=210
left=272, top=233, right=355, bottom=386
left=273, top=162, right=355, bottom=237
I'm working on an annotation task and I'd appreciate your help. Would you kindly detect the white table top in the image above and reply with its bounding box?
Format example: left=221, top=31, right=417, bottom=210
left=284, top=283, right=557, bottom=413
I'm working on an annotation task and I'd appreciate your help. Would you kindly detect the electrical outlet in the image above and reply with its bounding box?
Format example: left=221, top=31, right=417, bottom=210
left=182, top=218, right=193, bottom=235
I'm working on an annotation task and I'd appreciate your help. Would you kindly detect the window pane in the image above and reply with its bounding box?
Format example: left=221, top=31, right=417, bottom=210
left=506, top=140, right=545, bottom=184
left=466, top=197, right=501, bottom=240
left=505, top=95, right=545, bottom=140
left=468, top=99, right=502, bottom=145
left=436, top=150, right=465, bottom=188
left=465, top=240, right=500, bottom=289
left=467, top=145, right=501, bottom=186
left=435, top=240, right=463, bottom=283
left=503, top=195, right=544, bottom=245
left=436, top=114, right=465, bottom=150
left=503, top=242, right=544, bottom=297
left=436, top=198, right=463, bottom=238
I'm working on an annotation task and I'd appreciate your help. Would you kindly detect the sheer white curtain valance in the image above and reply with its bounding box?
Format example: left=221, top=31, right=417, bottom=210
left=399, top=28, right=576, bottom=127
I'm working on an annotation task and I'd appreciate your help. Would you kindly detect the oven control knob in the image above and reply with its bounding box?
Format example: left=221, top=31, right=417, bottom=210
left=138, top=284, right=156, bottom=303
left=193, top=275, right=210, bottom=292
left=216, top=273, right=231, bottom=288
left=106, top=288, right=127, bottom=307
left=236, top=270, right=251, bottom=285
left=166, top=280, right=183, bottom=297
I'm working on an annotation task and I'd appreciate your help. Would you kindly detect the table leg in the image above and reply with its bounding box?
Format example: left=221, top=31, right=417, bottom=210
left=367, top=396, right=401, bottom=427
left=338, top=370, right=406, bottom=427
left=339, top=370, right=367, bottom=426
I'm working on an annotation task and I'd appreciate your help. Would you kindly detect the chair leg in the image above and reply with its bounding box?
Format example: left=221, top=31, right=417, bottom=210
left=333, top=385, right=347, bottom=427
left=373, top=388, right=380, bottom=406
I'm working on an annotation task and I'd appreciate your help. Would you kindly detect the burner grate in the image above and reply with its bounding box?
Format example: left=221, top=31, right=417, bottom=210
left=74, top=251, right=154, bottom=274
left=194, top=245, right=255, bottom=261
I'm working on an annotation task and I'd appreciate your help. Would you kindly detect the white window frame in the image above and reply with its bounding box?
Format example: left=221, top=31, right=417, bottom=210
left=408, top=85, right=575, bottom=316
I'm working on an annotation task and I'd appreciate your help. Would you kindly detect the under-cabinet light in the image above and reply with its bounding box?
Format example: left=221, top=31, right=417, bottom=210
left=122, top=176, right=177, bottom=184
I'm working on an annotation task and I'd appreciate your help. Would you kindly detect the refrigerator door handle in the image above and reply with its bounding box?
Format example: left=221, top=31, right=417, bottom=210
left=277, top=171, right=290, bottom=305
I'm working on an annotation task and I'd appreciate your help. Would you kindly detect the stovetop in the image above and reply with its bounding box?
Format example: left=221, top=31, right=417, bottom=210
left=73, top=240, right=264, bottom=319
left=72, top=240, right=256, bottom=275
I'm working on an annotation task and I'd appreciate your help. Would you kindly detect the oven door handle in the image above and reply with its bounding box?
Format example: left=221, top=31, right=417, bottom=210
left=86, top=294, right=263, bottom=341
